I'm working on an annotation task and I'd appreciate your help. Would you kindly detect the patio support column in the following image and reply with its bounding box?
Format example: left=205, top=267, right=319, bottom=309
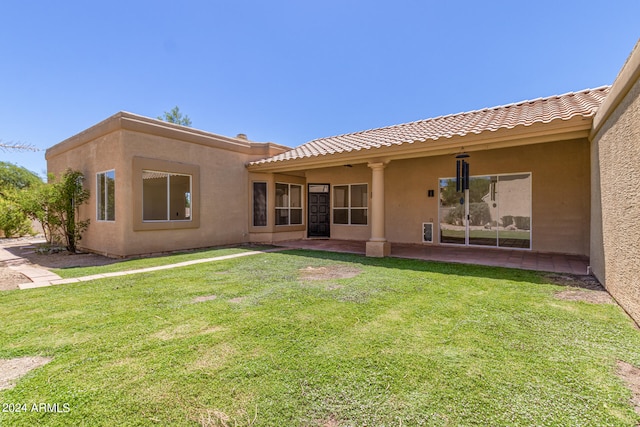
left=366, top=161, right=391, bottom=257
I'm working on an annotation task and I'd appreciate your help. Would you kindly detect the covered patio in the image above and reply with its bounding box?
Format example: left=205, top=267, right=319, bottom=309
left=271, top=239, right=590, bottom=275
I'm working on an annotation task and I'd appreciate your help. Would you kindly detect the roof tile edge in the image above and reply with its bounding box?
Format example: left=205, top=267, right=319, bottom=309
left=248, top=86, right=610, bottom=167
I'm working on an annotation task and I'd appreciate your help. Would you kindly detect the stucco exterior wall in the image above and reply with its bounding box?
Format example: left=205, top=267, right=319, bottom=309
left=272, top=140, right=590, bottom=255
left=383, top=140, right=591, bottom=255
left=48, top=127, right=251, bottom=256
left=247, top=172, right=306, bottom=243
left=305, top=164, right=372, bottom=241
left=591, top=72, right=640, bottom=323
left=47, top=113, right=289, bottom=257
left=47, top=130, right=128, bottom=256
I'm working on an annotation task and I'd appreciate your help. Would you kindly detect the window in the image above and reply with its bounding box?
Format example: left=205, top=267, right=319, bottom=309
left=97, top=170, right=115, bottom=221
left=142, top=170, right=192, bottom=221
left=275, top=183, right=302, bottom=225
left=252, top=182, right=267, bottom=227
left=333, top=184, right=368, bottom=225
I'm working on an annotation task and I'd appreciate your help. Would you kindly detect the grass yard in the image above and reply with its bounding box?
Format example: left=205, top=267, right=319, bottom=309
left=51, top=246, right=270, bottom=279
left=1, top=250, right=639, bottom=426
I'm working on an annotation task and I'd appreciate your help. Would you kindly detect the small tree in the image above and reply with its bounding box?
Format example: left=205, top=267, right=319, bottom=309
left=50, top=170, right=90, bottom=253
left=17, top=169, right=90, bottom=252
left=0, top=161, right=42, bottom=197
left=157, top=106, right=192, bottom=127
left=0, top=162, right=42, bottom=237
left=15, top=183, right=57, bottom=243
left=0, top=197, right=33, bottom=237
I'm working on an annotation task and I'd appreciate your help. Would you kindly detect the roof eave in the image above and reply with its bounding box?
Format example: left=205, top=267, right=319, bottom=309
left=591, top=40, right=640, bottom=139
left=247, top=116, right=593, bottom=173
left=46, top=111, right=283, bottom=160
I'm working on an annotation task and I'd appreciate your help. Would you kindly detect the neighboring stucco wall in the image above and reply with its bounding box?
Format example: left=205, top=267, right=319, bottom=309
left=590, top=46, right=640, bottom=323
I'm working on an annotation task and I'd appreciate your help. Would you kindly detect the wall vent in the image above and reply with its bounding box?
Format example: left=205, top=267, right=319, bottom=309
left=422, top=222, right=433, bottom=243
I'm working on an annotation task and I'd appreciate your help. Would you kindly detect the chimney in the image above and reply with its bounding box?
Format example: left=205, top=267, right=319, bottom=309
left=236, top=133, right=248, bottom=140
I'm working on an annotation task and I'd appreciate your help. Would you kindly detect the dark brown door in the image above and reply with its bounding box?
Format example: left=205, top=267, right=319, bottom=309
left=308, top=184, right=330, bottom=237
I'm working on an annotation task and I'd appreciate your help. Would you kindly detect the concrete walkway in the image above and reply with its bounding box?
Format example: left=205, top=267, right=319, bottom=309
left=18, top=250, right=281, bottom=290
left=0, top=239, right=64, bottom=289
left=0, top=242, right=282, bottom=290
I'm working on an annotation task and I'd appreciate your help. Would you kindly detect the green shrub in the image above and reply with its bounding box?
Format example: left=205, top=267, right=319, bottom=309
left=469, top=202, right=491, bottom=226
left=445, top=205, right=464, bottom=225
left=0, top=197, right=33, bottom=237
left=514, top=216, right=531, bottom=230
left=501, top=215, right=514, bottom=227
left=445, top=202, right=492, bottom=226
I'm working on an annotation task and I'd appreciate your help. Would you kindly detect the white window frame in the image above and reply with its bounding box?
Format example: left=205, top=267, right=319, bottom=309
left=96, top=169, right=115, bottom=222
left=275, top=182, right=303, bottom=226
left=332, top=183, right=368, bottom=225
left=142, top=170, right=193, bottom=222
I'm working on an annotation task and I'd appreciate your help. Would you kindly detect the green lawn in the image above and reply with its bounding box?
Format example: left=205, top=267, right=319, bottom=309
left=52, top=246, right=270, bottom=279
left=1, top=250, right=639, bottom=426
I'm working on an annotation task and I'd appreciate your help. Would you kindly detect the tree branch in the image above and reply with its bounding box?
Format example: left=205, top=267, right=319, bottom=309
left=0, top=140, right=40, bottom=152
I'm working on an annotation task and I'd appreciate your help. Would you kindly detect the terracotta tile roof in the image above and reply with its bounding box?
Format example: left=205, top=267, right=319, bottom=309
left=250, top=86, right=610, bottom=166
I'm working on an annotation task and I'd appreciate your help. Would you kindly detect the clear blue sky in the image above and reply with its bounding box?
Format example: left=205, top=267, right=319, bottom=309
left=1, top=1, right=639, bottom=178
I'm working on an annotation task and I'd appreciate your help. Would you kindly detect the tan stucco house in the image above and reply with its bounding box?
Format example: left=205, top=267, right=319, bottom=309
left=46, top=41, right=640, bottom=323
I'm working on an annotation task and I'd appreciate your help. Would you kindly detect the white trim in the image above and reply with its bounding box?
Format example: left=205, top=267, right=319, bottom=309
left=142, top=170, right=193, bottom=222
left=275, top=182, right=304, bottom=226
left=96, top=169, right=115, bottom=222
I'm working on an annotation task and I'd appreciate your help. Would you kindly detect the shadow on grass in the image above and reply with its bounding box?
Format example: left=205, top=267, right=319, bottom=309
left=272, top=248, right=606, bottom=291
left=2, top=243, right=273, bottom=271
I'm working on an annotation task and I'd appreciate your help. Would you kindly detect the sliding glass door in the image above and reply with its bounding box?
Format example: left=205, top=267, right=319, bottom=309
left=439, top=173, right=531, bottom=249
left=495, top=174, right=531, bottom=248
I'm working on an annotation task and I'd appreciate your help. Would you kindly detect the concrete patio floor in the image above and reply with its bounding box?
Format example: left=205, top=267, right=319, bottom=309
left=271, top=239, right=591, bottom=276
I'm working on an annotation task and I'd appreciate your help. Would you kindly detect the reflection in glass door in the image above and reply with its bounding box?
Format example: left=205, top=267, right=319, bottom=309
left=468, top=176, right=498, bottom=246
left=439, top=178, right=465, bottom=244
left=439, top=173, right=531, bottom=249
left=496, top=174, right=531, bottom=248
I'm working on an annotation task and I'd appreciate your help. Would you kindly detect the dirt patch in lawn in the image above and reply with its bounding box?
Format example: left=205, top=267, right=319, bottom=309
left=299, top=265, right=362, bottom=281
left=316, top=416, right=340, bottom=427
left=1, top=238, right=119, bottom=289
left=153, top=325, right=224, bottom=341
left=192, top=295, right=218, bottom=303
left=617, top=360, right=640, bottom=416
left=544, top=273, right=613, bottom=304
left=4, top=246, right=119, bottom=270
left=0, top=356, right=52, bottom=390
left=0, top=268, right=28, bottom=290
left=555, top=289, right=614, bottom=304
left=543, top=272, right=604, bottom=291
